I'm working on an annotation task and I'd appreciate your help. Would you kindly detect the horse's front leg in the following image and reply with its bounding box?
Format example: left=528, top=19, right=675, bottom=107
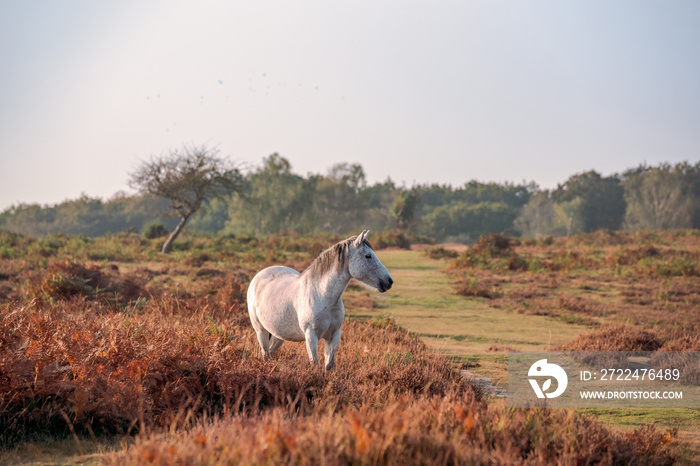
left=303, top=327, right=320, bottom=365
left=323, top=327, right=342, bottom=371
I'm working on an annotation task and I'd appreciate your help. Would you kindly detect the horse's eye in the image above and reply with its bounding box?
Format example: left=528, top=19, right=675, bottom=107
left=365, top=254, right=372, bottom=259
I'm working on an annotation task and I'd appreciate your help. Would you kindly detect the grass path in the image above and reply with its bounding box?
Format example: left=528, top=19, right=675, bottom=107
left=348, top=249, right=590, bottom=383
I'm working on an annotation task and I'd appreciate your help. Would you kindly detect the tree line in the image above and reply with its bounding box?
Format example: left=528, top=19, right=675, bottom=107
left=1, top=147, right=699, bottom=244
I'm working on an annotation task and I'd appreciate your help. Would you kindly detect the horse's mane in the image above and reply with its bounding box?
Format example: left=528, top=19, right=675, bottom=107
left=302, top=235, right=373, bottom=278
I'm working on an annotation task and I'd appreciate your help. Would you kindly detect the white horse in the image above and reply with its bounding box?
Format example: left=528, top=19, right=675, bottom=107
left=247, top=230, right=393, bottom=370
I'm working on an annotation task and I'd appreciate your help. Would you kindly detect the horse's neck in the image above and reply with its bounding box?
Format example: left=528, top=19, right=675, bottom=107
left=304, top=266, right=351, bottom=305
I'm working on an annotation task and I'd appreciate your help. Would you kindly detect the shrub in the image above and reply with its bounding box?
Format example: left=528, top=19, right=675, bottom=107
left=142, top=221, right=169, bottom=239
left=451, top=233, right=528, bottom=272
left=456, top=277, right=501, bottom=299
left=26, top=260, right=146, bottom=305
left=424, top=246, right=458, bottom=259
left=564, top=324, right=663, bottom=351
left=38, top=261, right=101, bottom=300
left=472, top=233, right=517, bottom=258
left=372, top=230, right=412, bottom=249
left=661, top=335, right=700, bottom=351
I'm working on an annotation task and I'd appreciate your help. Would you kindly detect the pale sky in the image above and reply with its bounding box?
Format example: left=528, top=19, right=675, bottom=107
left=1, top=1, right=699, bottom=210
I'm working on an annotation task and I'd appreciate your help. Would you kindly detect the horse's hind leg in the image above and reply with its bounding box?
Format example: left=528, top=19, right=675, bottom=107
left=268, top=335, right=284, bottom=355
left=249, top=310, right=272, bottom=359
left=254, top=330, right=272, bottom=359
left=248, top=291, right=269, bottom=358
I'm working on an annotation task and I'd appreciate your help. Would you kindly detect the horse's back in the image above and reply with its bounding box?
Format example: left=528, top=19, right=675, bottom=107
left=251, top=265, right=298, bottom=288
left=248, top=266, right=304, bottom=341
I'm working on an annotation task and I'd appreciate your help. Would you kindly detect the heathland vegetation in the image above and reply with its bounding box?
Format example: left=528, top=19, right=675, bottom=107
left=0, top=231, right=689, bottom=463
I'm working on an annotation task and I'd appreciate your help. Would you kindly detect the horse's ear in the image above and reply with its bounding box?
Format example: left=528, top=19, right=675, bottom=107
left=354, top=230, right=369, bottom=247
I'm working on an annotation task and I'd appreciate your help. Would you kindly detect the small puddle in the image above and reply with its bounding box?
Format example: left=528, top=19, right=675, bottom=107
left=461, top=369, right=508, bottom=398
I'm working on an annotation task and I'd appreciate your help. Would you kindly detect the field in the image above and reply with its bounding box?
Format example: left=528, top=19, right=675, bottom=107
left=0, top=229, right=697, bottom=464
left=401, top=231, right=700, bottom=460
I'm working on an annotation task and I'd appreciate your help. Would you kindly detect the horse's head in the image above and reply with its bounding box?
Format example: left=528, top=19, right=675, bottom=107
left=348, top=230, right=394, bottom=293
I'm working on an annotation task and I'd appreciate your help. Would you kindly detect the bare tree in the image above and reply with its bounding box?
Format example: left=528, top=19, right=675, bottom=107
left=128, top=145, right=246, bottom=253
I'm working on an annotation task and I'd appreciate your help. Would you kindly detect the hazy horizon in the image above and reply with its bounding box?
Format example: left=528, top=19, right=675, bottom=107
left=2, top=1, right=699, bottom=211
left=1, top=154, right=697, bottom=211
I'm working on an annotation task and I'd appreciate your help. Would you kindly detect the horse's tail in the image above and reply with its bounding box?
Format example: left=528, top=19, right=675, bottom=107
left=246, top=272, right=258, bottom=322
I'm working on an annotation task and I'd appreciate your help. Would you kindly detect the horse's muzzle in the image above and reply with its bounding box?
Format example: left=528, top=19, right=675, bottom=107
left=378, top=276, right=394, bottom=293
